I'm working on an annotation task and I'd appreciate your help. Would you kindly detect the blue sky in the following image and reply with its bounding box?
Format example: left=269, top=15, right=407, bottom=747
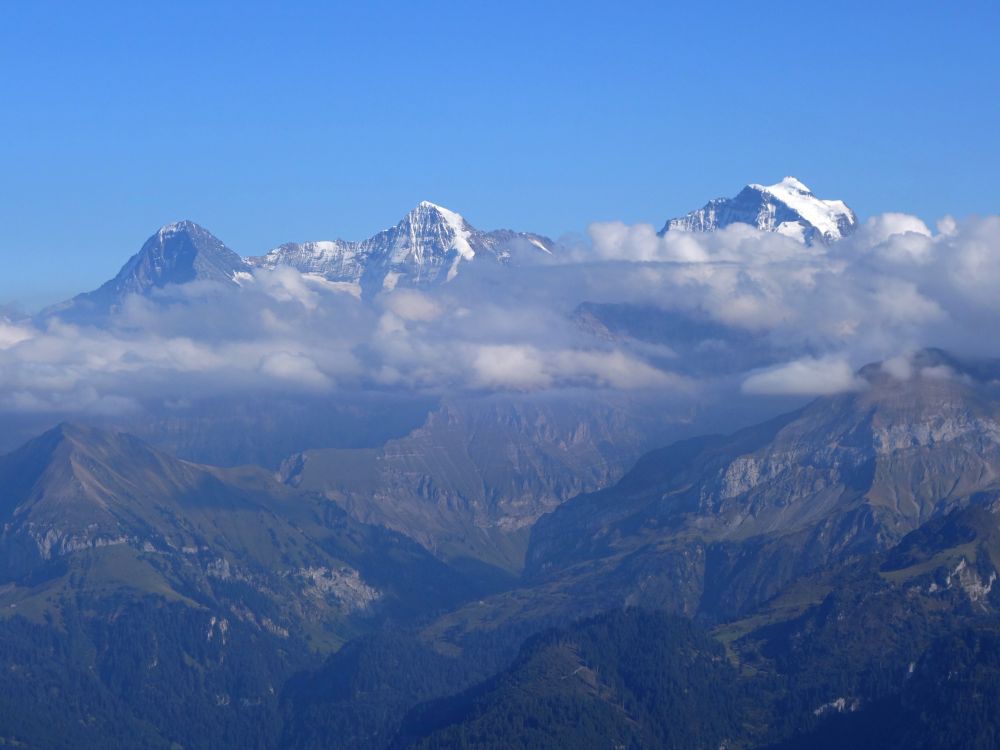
left=2, top=0, right=998, bottom=309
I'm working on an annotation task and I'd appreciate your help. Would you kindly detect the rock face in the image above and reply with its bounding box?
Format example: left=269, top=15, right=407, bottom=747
left=247, top=201, right=553, bottom=297
left=106, top=220, right=249, bottom=291
left=661, top=176, right=857, bottom=244
left=514, top=350, right=1000, bottom=620
left=45, top=221, right=250, bottom=321
left=278, top=395, right=681, bottom=572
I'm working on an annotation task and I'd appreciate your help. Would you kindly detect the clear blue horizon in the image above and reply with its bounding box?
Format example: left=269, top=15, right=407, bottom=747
left=2, top=0, right=998, bottom=309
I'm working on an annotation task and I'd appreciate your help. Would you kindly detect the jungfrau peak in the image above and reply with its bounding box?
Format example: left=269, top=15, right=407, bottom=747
left=660, top=176, right=857, bottom=244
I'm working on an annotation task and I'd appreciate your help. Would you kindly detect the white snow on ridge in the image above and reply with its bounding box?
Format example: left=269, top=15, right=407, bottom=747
left=663, top=176, right=857, bottom=244
left=751, top=177, right=855, bottom=241
left=243, top=201, right=554, bottom=295
left=775, top=221, right=808, bottom=243
left=529, top=238, right=552, bottom=254
left=421, top=201, right=476, bottom=261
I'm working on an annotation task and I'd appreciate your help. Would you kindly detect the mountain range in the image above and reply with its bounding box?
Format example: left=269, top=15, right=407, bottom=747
left=8, top=181, right=1000, bottom=749
left=521, top=350, right=1000, bottom=617
left=398, top=349, right=1000, bottom=649
left=44, top=201, right=556, bottom=321
left=0, top=422, right=482, bottom=648
left=248, top=201, right=554, bottom=298
left=278, top=394, right=680, bottom=573
left=2, top=350, right=1000, bottom=747
left=301, top=350, right=1000, bottom=748
left=42, top=176, right=850, bottom=323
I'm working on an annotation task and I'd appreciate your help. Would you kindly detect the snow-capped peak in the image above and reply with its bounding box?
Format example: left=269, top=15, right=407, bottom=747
left=417, top=200, right=452, bottom=212
left=44, top=220, right=248, bottom=321
left=749, top=177, right=855, bottom=241
left=404, top=201, right=475, bottom=263
left=764, top=176, right=810, bottom=193
left=661, top=177, right=857, bottom=244
left=157, top=220, right=197, bottom=237
left=246, top=204, right=555, bottom=296
left=128, top=221, right=246, bottom=285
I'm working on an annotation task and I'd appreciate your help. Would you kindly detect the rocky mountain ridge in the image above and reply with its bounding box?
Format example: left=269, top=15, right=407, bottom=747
left=45, top=203, right=556, bottom=323
left=247, top=201, right=554, bottom=297
left=278, top=395, right=681, bottom=572
left=661, top=176, right=857, bottom=244
left=0, top=422, right=479, bottom=649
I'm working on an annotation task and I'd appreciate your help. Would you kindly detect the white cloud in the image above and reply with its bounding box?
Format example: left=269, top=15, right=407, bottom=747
left=383, top=289, right=442, bottom=322
left=861, top=213, right=932, bottom=245
left=470, top=345, right=686, bottom=391
left=881, top=355, right=913, bottom=381
left=258, top=351, right=332, bottom=390
left=471, top=345, right=550, bottom=389
left=742, top=357, right=867, bottom=396
left=0, top=320, right=33, bottom=349
left=2, top=210, right=1000, bottom=417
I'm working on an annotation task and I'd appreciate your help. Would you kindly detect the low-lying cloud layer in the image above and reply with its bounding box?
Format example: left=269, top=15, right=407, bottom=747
left=585, top=213, right=1000, bottom=393
left=1, top=210, right=999, bottom=416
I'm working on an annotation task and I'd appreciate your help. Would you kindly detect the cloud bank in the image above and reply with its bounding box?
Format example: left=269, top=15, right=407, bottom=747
left=1, top=211, right=999, bottom=416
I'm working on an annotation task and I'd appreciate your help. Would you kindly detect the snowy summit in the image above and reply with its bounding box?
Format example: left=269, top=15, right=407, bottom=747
left=660, top=176, right=857, bottom=244
left=247, top=202, right=554, bottom=297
